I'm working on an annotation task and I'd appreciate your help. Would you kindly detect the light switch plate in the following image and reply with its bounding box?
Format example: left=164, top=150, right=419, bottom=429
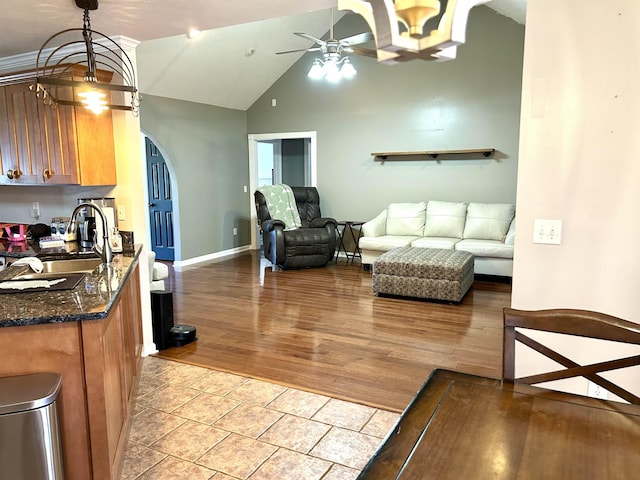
left=533, top=219, right=562, bottom=245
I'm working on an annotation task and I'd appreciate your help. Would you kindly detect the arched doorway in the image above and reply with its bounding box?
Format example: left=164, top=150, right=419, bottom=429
left=145, top=137, right=175, bottom=261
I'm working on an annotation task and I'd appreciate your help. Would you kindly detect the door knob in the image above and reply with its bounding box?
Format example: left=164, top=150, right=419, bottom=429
left=148, top=202, right=156, bottom=207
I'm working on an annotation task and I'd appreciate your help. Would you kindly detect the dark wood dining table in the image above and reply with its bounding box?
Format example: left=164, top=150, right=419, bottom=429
left=358, top=369, right=640, bottom=479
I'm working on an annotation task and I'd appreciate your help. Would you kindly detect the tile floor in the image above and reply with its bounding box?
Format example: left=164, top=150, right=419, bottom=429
left=121, top=356, right=400, bottom=480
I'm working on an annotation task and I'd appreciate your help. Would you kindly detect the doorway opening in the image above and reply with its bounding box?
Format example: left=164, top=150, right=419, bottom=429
left=248, top=131, right=317, bottom=250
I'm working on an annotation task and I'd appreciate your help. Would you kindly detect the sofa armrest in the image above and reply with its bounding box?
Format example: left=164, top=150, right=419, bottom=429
left=362, top=209, right=388, bottom=237
left=505, top=218, right=516, bottom=245
left=309, top=217, right=337, bottom=228
left=261, top=219, right=286, bottom=232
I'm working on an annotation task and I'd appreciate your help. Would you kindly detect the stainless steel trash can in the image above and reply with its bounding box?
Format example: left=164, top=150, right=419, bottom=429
left=0, top=373, right=64, bottom=480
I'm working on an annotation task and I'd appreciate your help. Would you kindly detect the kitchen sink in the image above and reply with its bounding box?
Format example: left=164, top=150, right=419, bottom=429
left=41, top=258, right=103, bottom=274
left=15, top=258, right=103, bottom=279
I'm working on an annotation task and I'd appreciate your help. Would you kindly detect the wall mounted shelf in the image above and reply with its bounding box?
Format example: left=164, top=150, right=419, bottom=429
left=372, top=148, right=496, bottom=162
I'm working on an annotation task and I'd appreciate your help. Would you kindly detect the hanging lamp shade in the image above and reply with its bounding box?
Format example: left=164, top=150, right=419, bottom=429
left=340, top=58, right=357, bottom=78
left=308, top=59, right=326, bottom=79
left=32, top=1, right=140, bottom=115
left=394, top=0, right=442, bottom=36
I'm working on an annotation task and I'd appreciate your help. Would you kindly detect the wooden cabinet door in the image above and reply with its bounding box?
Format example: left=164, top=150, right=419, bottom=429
left=0, top=80, right=116, bottom=186
left=1, top=82, right=43, bottom=184
left=0, top=87, right=11, bottom=184
left=38, top=102, right=79, bottom=184
left=74, top=106, right=117, bottom=186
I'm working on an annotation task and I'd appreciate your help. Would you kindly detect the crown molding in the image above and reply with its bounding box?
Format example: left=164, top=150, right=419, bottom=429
left=0, top=35, right=139, bottom=76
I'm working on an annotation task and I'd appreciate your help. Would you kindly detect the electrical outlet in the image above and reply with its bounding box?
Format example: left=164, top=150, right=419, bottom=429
left=31, top=201, right=40, bottom=218
left=533, top=219, right=562, bottom=244
left=117, top=205, right=126, bottom=222
left=233, top=227, right=238, bottom=236
left=587, top=381, right=608, bottom=399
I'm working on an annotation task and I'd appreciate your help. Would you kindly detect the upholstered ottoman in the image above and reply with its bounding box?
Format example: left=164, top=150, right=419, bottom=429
left=372, top=247, right=474, bottom=302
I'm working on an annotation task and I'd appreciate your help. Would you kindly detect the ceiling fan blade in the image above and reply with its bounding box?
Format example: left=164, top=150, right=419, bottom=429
left=275, top=46, right=323, bottom=55
left=349, top=46, right=378, bottom=58
left=340, top=32, right=373, bottom=46
left=294, top=32, right=326, bottom=46
left=275, top=48, right=313, bottom=55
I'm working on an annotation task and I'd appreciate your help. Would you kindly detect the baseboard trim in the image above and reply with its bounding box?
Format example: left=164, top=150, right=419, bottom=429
left=142, top=343, right=159, bottom=357
left=173, top=245, right=251, bottom=271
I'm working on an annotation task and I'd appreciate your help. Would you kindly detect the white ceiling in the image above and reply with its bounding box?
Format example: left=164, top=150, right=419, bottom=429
left=0, top=0, right=526, bottom=110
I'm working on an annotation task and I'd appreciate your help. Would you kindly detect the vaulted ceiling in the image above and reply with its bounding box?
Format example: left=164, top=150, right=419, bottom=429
left=0, top=0, right=526, bottom=110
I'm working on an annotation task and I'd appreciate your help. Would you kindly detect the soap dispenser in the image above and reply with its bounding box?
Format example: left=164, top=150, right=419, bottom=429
left=110, top=227, right=123, bottom=253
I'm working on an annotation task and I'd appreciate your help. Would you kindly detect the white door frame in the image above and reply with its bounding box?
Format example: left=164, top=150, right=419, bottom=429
left=248, top=131, right=317, bottom=250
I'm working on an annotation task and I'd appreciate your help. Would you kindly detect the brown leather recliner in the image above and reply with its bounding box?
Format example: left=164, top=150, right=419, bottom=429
left=254, top=186, right=337, bottom=269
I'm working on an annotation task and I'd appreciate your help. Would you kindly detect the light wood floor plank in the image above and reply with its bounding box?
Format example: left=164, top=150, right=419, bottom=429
left=155, top=252, right=511, bottom=412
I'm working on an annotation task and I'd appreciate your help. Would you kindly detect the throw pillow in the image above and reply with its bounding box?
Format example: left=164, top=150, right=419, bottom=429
left=386, top=202, right=427, bottom=236
left=424, top=201, right=468, bottom=238
left=463, top=203, right=515, bottom=241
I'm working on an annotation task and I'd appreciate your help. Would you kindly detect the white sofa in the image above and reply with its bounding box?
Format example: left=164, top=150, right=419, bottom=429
left=359, top=201, right=516, bottom=277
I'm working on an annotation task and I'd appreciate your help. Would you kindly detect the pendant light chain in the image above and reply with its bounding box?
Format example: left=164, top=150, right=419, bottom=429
left=82, top=8, right=98, bottom=82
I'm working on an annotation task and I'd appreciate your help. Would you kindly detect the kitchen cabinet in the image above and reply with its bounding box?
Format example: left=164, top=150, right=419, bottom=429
left=81, top=263, right=143, bottom=478
left=0, top=79, right=117, bottom=186
left=0, top=260, right=143, bottom=480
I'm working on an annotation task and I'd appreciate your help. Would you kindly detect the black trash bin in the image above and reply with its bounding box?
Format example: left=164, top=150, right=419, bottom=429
left=0, top=373, right=64, bottom=480
left=151, top=290, right=174, bottom=350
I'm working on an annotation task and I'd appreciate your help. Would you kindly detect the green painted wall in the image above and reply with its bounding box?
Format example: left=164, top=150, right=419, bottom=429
left=282, top=138, right=306, bottom=186
left=140, top=95, right=250, bottom=260
left=247, top=7, right=525, bottom=221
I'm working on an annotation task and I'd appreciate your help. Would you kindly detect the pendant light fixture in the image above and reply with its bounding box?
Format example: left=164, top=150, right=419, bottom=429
left=31, top=0, right=140, bottom=115
left=338, top=0, right=490, bottom=63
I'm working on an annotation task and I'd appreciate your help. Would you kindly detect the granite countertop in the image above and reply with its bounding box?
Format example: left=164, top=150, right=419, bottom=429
left=0, top=239, right=38, bottom=258
left=0, top=246, right=142, bottom=328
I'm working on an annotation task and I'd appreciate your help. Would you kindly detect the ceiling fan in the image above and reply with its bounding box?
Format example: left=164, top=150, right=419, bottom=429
left=275, top=9, right=375, bottom=81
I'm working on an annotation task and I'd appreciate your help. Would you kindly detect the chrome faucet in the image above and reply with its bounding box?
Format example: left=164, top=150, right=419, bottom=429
left=69, top=202, right=113, bottom=264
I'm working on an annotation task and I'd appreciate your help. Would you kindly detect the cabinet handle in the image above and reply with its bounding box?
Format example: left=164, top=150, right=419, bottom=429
left=43, top=169, right=53, bottom=180
left=7, top=169, right=21, bottom=180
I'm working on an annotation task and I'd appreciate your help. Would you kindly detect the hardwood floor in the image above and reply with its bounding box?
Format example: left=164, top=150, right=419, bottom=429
left=155, top=252, right=512, bottom=412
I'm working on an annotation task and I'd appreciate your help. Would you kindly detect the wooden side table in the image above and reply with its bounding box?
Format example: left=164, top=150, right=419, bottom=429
left=336, top=221, right=364, bottom=264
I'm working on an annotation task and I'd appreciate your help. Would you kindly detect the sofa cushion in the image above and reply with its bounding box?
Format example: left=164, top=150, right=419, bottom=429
left=424, top=201, right=467, bottom=238
left=463, top=203, right=515, bottom=241
left=455, top=239, right=514, bottom=259
left=411, top=237, right=459, bottom=250
left=359, top=235, right=417, bottom=252
left=386, top=202, right=427, bottom=236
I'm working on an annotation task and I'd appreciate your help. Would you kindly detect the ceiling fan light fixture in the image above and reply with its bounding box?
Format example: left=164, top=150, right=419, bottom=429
left=308, top=59, right=326, bottom=79
left=324, top=59, right=342, bottom=82
left=340, top=58, right=357, bottom=79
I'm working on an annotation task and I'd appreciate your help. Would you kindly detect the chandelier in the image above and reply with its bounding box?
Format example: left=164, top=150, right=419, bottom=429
left=31, top=0, right=140, bottom=115
left=338, top=0, right=491, bottom=63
